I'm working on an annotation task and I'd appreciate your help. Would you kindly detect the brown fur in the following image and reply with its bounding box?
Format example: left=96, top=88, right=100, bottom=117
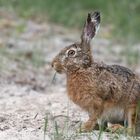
left=52, top=12, right=140, bottom=135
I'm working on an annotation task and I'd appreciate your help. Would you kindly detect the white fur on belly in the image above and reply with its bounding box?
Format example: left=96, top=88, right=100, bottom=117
left=100, top=106, right=125, bottom=122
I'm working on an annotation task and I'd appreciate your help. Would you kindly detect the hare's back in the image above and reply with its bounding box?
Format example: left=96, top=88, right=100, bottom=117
left=103, top=64, right=135, bottom=82
left=98, top=64, right=140, bottom=101
left=100, top=64, right=139, bottom=83
left=106, top=65, right=140, bottom=91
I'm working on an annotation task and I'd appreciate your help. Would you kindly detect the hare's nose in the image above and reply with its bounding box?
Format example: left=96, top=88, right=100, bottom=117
left=51, top=62, right=54, bottom=68
left=52, top=61, right=57, bottom=68
left=52, top=62, right=55, bottom=68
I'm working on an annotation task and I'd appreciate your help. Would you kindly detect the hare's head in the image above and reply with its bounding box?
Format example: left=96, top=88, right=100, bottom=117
left=52, top=11, right=100, bottom=73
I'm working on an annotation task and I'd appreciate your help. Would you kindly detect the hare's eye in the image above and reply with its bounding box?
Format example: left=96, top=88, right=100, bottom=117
left=68, top=50, right=75, bottom=57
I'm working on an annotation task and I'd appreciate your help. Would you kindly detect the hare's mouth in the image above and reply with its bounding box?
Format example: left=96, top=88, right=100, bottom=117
left=52, top=62, right=65, bottom=74
left=55, top=69, right=64, bottom=74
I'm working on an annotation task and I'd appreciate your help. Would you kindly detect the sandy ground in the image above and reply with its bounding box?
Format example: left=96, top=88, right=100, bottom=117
left=0, top=9, right=140, bottom=140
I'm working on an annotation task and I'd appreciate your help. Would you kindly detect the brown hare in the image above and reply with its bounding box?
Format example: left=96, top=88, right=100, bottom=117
left=52, top=11, right=140, bottom=135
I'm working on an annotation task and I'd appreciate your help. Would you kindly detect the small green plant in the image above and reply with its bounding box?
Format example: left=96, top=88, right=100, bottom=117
left=43, top=111, right=140, bottom=140
left=44, top=115, right=48, bottom=140
left=98, top=124, right=104, bottom=140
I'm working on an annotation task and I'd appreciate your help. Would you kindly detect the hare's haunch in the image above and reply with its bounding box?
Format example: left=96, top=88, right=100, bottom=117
left=52, top=12, right=140, bottom=135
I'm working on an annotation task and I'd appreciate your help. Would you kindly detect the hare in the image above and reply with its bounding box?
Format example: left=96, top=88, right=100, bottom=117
left=52, top=11, right=140, bottom=135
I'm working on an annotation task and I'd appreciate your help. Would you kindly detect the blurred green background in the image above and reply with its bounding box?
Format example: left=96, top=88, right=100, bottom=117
left=0, top=0, right=140, bottom=44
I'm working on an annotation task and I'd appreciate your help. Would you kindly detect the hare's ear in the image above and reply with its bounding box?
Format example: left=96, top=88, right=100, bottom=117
left=81, top=11, right=100, bottom=45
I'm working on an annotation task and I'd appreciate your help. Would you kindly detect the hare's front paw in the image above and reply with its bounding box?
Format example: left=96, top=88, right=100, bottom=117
left=80, top=121, right=96, bottom=132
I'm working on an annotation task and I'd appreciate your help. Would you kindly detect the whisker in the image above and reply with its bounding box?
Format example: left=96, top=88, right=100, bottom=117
left=51, top=72, right=57, bottom=84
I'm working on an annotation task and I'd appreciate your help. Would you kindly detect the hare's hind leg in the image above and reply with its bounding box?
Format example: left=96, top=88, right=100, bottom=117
left=135, top=101, right=140, bottom=136
left=107, top=122, right=124, bottom=133
left=127, top=104, right=137, bottom=136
